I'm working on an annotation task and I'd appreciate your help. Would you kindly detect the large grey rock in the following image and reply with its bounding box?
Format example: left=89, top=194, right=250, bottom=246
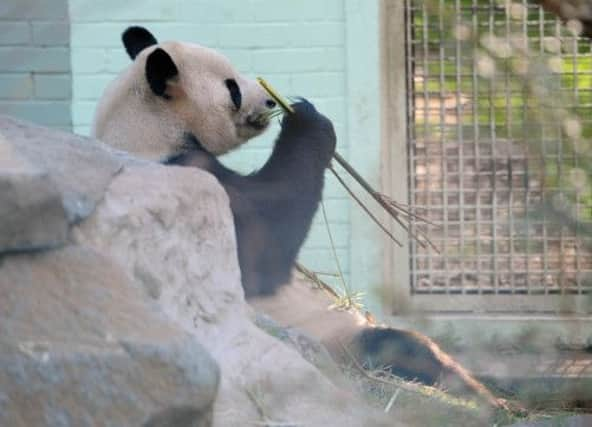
left=0, top=115, right=123, bottom=223
left=75, top=165, right=392, bottom=427
left=0, top=246, right=220, bottom=427
left=0, top=115, right=122, bottom=253
left=1, top=116, right=392, bottom=426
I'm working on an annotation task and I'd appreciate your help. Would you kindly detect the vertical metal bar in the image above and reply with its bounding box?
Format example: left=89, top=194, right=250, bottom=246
left=406, top=0, right=415, bottom=292
left=571, top=19, right=582, bottom=295
left=519, top=0, right=528, bottom=293
left=454, top=0, right=465, bottom=294
left=407, top=0, right=419, bottom=293
left=506, top=0, right=515, bottom=293
left=555, top=18, right=565, bottom=294
left=438, top=0, right=450, bottom=292
left=472, top=0, right=482, bottom=294
left=455, top=0, right=465, bottom=293
left=421, top=0, right=434, bottom=292
left=528, top=1, right=546, bottom=295
left=489, top=2, right=499, bottom=293
left=540, top=5, right=550, bottom=295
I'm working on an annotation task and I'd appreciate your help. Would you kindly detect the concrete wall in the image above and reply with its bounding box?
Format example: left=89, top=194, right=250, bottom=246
left=0, top=0, right=71, bottom=130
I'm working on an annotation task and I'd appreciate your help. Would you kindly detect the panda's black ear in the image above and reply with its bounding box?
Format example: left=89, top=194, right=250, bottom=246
left=122, top=26, right=158, bottom=60
left=145, top=48, right=179, bottom=99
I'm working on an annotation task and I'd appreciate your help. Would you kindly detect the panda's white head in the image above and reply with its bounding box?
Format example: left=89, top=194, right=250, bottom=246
left=92, top=26, right=276, bottom=161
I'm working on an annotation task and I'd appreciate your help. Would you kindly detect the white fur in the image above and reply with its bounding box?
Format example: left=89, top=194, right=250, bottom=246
left=93, top=41, right=271, bottom=161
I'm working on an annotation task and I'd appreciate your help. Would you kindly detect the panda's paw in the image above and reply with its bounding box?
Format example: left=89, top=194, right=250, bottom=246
left=287, top=98, right=317, bottom=118
left=284, top=98, right=333, bottom=131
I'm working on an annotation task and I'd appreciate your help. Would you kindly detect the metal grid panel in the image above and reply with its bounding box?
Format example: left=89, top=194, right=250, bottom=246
left=405, top=0, right=592, bottom=297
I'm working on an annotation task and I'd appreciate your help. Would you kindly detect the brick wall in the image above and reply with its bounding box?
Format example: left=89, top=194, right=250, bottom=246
left=0, top=0, right=71, bottom=130
left=69, top=0, right=355, bottom=286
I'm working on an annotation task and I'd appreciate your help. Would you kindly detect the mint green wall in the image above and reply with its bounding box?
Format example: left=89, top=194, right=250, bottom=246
left=0, top=0, right=71, bottom=130
left=68, top=0, right=382, bottom=305
left=344, top=0, right=383, bottom=313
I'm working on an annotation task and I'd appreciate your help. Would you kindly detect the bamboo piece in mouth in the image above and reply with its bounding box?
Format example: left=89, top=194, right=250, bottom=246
left=257, top=77, right=295, bottom=114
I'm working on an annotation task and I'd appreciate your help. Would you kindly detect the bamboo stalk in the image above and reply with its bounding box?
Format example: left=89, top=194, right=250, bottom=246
left=295, top=262, right=340, bottom=299
left=332, top=152, right=438, bottom=252
left=329, top=165, right=403, bottom=247
left=257, top=77, right=438, bottom=252
left=257, top=77, right=294, bottom=113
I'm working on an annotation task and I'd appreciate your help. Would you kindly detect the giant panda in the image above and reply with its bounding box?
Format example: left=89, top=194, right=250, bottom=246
left=94, top=26, right=335, bottom=298
left=92, top=26, right=510, bottom=411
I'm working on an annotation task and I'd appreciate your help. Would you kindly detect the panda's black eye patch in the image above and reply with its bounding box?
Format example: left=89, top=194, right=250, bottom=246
left=225, top=79, right=242, bottom=110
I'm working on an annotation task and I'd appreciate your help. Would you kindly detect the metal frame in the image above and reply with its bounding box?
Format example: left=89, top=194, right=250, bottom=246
left=384, top=0, right=592, bottom=314
left=380, top=0, right=412, bottom=314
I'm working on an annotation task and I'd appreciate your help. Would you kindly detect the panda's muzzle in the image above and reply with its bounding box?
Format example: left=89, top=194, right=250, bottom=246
left=246, top=114, right=269, bottom=131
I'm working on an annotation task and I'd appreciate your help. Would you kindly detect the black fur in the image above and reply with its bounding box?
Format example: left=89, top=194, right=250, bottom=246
left=122, top=26, right=158, bottom=60
left=225, top=79, right=242, bottom=110
left=145, top=48, right=179, bottom=99
left=350, top=327, right=448, bottom=385
left=168, top=100, right=336, bottom=297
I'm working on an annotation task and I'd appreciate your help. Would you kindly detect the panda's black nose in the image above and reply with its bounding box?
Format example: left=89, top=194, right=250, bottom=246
left=266, top=99, right=277, bottom=109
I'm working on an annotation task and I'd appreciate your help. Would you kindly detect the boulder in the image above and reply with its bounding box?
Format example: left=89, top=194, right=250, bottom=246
left=0, top=117, right=220, bottom=427
left=0, top=116, right=392, bottom=427
left=0, top=246, right=220, bottom=427
left=0, top=115, right=123, bottom=253
left=75, top=164, right=392, bottom=427
left=0, top=115, right=123, bottom=224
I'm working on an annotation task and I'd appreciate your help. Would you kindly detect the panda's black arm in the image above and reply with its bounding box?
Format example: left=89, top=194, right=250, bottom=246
left=163, top=134, right=241, bottom=182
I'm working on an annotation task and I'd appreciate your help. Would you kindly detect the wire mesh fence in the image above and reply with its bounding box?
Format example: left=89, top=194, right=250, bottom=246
left=405, top=0, right=592, bottom=299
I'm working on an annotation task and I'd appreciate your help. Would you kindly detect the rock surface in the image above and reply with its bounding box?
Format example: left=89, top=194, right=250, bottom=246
left=254, top=311, right=345, bottom=387
left=0, top=246, right=220, bottom=427
left=0, top=132, right=68, bottom=252
left=0, top=116, right=392, bottom=427
left=75, top=164, right=391, bottom=427
left=0, top=115, right=123, bottom=224
left=0, top=115, right=123, bottom=253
